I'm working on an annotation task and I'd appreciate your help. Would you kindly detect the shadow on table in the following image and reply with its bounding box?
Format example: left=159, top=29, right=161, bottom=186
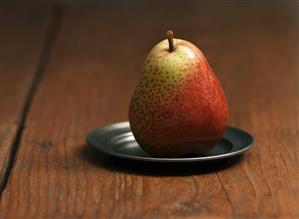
left=78, top=144, right=242, bottom=176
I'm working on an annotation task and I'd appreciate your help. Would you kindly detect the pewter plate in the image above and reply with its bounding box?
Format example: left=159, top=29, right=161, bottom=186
left=87, top=121, right=254, bottom=162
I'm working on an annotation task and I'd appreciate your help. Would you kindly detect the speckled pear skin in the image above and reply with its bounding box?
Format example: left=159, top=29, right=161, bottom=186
left=129, top=38, right=228, bottom=157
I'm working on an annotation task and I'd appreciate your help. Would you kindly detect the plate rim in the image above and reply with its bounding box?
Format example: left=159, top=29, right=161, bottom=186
left=87, top=121, right=254, bottom=162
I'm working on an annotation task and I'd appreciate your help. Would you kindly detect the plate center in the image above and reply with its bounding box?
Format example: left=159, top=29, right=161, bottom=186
left=108, top=132, right=233, bottom=158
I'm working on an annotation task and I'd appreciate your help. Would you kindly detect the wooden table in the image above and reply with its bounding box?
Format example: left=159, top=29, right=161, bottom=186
left=0, top=1, right=298, bottom=218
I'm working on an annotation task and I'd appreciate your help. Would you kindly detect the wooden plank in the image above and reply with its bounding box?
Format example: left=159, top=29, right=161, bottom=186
left=0, top=1, right=298, bottom=218
left=0, top=7, right=50, bottom=191
left=214, top=5, right=299, bottom=218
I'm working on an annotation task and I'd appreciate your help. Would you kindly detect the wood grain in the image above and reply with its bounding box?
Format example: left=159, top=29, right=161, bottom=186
left=0, top=7, right=50, bottom=191
left=0, top=1, right=298, bottom=219
left=211, top=5, right=299, bottom=218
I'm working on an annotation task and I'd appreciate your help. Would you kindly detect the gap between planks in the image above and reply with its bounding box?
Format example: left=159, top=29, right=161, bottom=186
left=0, top=4, right=66, bottom=195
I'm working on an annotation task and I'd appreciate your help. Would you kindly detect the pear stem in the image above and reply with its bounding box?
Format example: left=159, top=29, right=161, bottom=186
left=167, top=30, right=174, bottom=52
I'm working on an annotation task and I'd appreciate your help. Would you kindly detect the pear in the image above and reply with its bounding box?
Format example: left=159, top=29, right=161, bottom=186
left=129, top=31, right=228, bottom=157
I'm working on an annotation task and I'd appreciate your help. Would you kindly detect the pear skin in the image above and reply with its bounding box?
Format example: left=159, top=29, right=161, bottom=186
left=129, top=31, right=228, bottom=157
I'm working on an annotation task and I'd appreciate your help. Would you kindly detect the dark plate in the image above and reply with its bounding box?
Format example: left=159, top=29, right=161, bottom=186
left=87, top=121, right=254, bottom=162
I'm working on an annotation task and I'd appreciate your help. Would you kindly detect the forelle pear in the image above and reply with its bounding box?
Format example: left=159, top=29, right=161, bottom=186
left=129, top=31, right=228, bottom=157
